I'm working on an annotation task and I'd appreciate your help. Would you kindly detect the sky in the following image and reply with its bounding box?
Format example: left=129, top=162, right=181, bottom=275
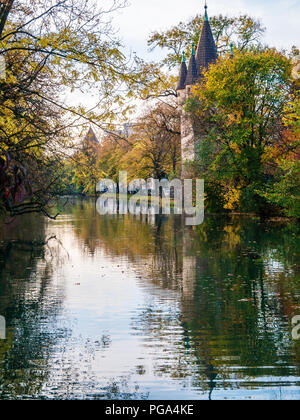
left=70, top=0, right=300, bottom=129
left=113, top=0, right=300, bottom=59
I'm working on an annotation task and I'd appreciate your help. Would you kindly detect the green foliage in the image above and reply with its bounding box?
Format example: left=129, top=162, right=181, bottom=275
left=258, top=161, right=300, bottom=218
left=187, top=49, right=299, bottom=217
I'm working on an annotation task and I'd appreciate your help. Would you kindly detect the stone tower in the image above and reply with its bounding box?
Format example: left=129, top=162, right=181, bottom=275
left=176, top=3, right=217, bottom=177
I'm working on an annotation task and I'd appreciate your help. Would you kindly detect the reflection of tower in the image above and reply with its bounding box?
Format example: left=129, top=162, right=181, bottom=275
left=181, top=228, right=197, bottom=310
left=181, top=225, right=218, bottom=400
left=181, top=229, right=196, bottom=301
left=0, top=315, right=5, bottom=340
left=176, top=3, right=217, bottom=176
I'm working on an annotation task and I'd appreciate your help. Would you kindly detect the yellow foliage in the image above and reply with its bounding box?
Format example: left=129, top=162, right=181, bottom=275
left=224, top=185, right=242, bottom=211
left=224, top=224, right=241, bottom=247
left=229, top=142, right=241, bottom=154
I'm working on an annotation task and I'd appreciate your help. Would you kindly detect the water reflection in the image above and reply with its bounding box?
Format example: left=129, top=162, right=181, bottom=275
left=0, top=199, right=299, bottom=399
left=0, top=215, right=68, bottom=398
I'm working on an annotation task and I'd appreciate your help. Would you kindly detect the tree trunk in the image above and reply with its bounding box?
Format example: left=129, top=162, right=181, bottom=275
left=0, top=0, right=14, bottom=38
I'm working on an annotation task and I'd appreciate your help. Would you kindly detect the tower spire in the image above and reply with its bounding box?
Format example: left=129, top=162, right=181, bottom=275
left=176, top=51, right=188, bottom=91
left=185, top=43, right=198, bottom=86
left=195, top=0, right=218, bottom=78
left=176, top=0, right=218, bottom=90
left=204, top=1, right=208, bottom=21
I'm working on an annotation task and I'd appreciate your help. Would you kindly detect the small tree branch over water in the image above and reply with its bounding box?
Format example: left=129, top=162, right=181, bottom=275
left=0, top=0, right=136, bottom=221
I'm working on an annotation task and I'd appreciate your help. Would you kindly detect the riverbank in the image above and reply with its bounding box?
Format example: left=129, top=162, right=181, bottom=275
left=56, top=194, right=299, bottom=223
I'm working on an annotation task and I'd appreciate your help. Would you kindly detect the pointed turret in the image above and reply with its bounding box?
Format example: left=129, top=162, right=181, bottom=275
left=195, top=2, right=218, bottom=78
left=185, top=43, right=198, bottom=86
left=176, top=51, right=188, bottom=91
left=84, top=127, right=98, bottom=144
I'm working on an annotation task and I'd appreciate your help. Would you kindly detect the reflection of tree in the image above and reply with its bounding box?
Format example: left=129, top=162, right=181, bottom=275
left=4, top=201, right=297, bottom=398
left=0, top=208, right=151, bottom=399
left=70, top=199, right=183, bottom=289
left=0, top=214, right=68, bottom=399
left=179, top=217, right=300, bottom=396
left=92, top=378, right=149, bottom=400
left=71, top=200, right=300, bottom=398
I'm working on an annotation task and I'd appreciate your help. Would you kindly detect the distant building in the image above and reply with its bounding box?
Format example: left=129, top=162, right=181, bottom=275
left=109, top=123, right=137, bottom=139
left=81, top=127, right=100, bottom=157
left=83, top=127, right=99, bottom=146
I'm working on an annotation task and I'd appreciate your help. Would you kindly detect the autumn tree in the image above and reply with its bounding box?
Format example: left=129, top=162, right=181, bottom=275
left=71, top=129, right=103, bottom=195
left=0, top=0, right=134, bottom=221
left=121, top=102, right=181, bottom=181
left=260, top=97, right=300, bottom=217
left=186, top=49, right=298, bottom=216
left=97, top=133, right=129, bottom=186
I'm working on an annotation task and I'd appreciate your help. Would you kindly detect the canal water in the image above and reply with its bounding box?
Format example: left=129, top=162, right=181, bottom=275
left=0, top=198, right=299, bottom=400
